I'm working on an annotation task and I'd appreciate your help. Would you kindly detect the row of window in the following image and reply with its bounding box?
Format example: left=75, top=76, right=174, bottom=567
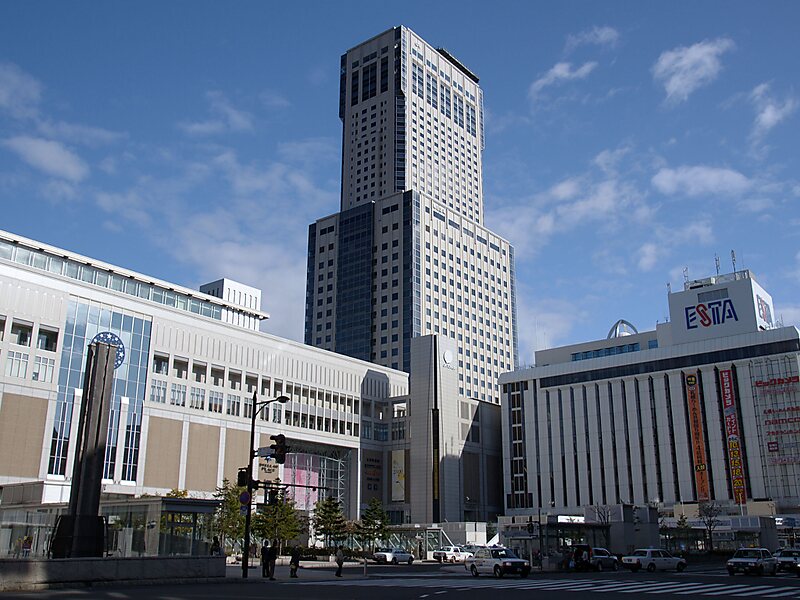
left=0, top=238, right=234, bottom=323
left=2, top=350, right=56, bottom=382
left=149, top=377, right=360, bottom=436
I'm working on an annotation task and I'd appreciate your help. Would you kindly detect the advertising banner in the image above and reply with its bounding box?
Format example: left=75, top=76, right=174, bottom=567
left=391, top=449, right=406, bottom=502
left=685, top=373, right=710, bottom=500
left=719, top=369, right=746, bottom=504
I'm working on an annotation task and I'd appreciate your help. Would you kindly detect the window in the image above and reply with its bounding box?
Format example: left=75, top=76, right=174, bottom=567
left=170, top=383, right=186, bottom=407
left=37, top=328, right=58, bottom=352
left=150, top=380, right=167, bottom=404
left=5, top=351, right=29, bottom=378
left=209, top=390, right=224, bottom=413
left=173, top=359, right=188, bottom=379
left=32, top=355, right=55, bottom=382
left=153, top=355, right=169, bottom=375
left=190, top=387, right=205, bottom=410
left=10, top=321, right=32, bottom=346
left=226, top=394, right=240, bottom=416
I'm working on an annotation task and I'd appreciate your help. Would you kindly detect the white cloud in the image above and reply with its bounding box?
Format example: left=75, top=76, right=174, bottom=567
left=638, top=243, right=660, bottom=271
left=737, top=197, right=774, bottom=213
left=37, top=120, right=125, bottom=146
left=749, top=83, right=797, bottom=142
left=95, top=191, right=152, bottom=227
left=651, top=165, right=751, bottom=197
left=652, top=38, right=734, bottom=104
left=565, top=26, right=619, bottom=54
left=0, top=62, right=41, bottom=119
left=529, top=61, right=597, bottom=103
left=549, top=178, right=581, bottom=201
left=260, top=90, right=291, bottom=109
left=3, top=135, right=89, bottom=182
left=178, top=91, right=253, bottom=135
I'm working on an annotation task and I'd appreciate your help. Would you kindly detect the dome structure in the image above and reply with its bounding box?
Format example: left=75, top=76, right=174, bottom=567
left=607, top=319, right=638, bottom=339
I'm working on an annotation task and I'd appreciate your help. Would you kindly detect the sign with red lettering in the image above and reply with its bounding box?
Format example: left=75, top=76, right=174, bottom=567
left=720, top=369, right=746, bottom=505
left=685, top=373, right=710, bottom=501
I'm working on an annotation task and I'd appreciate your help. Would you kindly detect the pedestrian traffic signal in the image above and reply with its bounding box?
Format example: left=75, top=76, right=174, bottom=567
left=527, top=522, right=535, bottom=535
left=237, top=467, right=249, bottom=488
left=267, top=489, right=280, bottom=505
left=270, top=434, right=287, bottom=464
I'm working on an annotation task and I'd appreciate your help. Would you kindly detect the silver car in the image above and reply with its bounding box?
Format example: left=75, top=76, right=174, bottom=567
left=622, top=548, right=687, bottom=572
left=773, top=548, right=800, bottom=572
left=372, top=547, right=414, bottom=565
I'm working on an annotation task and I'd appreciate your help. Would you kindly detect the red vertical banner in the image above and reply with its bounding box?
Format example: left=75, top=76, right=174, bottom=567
left=719, top=369, right=747, bottom=505
left=685, top=373, right=710, bottom=501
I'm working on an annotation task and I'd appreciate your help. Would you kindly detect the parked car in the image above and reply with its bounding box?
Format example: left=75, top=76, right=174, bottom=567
left=621, top=548, right=687, bottom=572
left=726, top=548, right=778, bottom=576
left=773, top=548, right=800, bottom=572
left=372, top=547, right=414, bottom=564
left=433, top=546, right=473, bottom=563
left=465, top=546, right=531, bottom=578
left=574, top=546, right=618, bottom=571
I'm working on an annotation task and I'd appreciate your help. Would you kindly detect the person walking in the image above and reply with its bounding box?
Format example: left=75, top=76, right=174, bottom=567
left=266, top=541, right=278, bottom=580
left=210, top=536, right=221, bottom=557
left=290, top=545, right=301, bottom=578
left=335, top=546, right=344, bottom=577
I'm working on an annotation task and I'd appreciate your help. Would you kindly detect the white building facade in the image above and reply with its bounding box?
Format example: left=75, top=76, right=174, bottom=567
left=499, top=270, right=800, bottom=517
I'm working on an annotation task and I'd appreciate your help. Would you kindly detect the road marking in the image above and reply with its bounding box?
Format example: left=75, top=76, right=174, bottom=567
left=733, top=586, right=797, bottom=596
left=701, top=584, right=771, bottom=596
left=763, top=590, right=800, bottom=598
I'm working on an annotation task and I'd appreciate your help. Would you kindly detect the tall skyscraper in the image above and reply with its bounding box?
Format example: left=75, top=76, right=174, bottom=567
left=306, top=26, right=517, bottom=405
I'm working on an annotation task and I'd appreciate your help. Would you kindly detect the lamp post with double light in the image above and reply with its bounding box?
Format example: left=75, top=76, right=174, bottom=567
left=241, top=392, right=289, bottom=578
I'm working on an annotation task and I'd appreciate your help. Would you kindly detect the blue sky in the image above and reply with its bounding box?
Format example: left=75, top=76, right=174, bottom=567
left=1, top=1, right=798, bottom=365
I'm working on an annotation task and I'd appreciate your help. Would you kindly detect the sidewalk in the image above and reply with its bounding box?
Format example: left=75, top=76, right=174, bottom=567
left=225, top=559, right=371, bottom=582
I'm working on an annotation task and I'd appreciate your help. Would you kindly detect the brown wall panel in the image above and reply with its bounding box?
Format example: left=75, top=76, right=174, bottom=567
left=142, top=417, right=182, bottom=489
left=0, top=393, right=48, bottom=477
left=223, top=428, right=249, bottom=484
left=185, top=423, right=220, bottom=492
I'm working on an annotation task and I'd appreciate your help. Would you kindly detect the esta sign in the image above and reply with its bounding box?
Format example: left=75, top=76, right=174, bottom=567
left=685, top=299, right=739, bottom=330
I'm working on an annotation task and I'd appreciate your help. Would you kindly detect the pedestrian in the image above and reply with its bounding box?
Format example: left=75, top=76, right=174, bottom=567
left=335, top=545, right=344, bottom=577
left=260, top=541, right=269, bottom=578
left=210, top=536, right=221, bottom=557
left=266, top=541, right=278, bottom=580
left=290, top=545, right=301, bottom=578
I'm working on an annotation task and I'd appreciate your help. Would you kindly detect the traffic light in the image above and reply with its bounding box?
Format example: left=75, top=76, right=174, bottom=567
left=526, top=522, right=535, bottom=535
left=270, top=434, right=287, bottom=464
left=267, top=489, right=280, bottom=505
left=237, top=467, right=249, bottom=488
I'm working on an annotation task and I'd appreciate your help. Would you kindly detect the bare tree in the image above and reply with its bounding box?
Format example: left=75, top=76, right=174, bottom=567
left=698, top=501, right=724, bottom=552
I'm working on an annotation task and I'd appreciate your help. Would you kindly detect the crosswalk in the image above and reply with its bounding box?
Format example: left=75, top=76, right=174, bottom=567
left=299, top=576, right=800, bottom=597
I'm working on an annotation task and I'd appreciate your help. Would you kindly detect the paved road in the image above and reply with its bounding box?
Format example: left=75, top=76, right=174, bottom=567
left=4, top=562, right=800, bottom=600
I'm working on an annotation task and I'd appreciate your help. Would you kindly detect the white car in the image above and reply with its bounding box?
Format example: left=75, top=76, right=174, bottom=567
left=727, top=548, right=778, bottom=576
left=465, top=546, right=531, bottom=578
left=433, top=545, right=473, bottom=563
left=372, top=547, right=414, bottom=564
left=773, top=548, right=800, bottom=572
left=622, top=549, right=687, bottom=572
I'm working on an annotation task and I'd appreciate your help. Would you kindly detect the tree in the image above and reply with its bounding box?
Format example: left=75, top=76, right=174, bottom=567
left=312, top=496, right=347, bottom=547
left=213, top=479, right=245, bottom=553
left=675, top=513, right=692, bottom=552
left=698, top=501, right=724, bottom=553
left=253, top=495, right=304, bottom=550
left=356, top=498, right=390, bottom=552
left=165, top=488, right=189, bottom=498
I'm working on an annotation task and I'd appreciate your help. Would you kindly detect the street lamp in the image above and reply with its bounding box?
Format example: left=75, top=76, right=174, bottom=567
left=242, top=391, right=289, bottom=578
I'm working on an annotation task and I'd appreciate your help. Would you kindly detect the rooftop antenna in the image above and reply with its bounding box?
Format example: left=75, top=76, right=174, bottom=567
left=731, top=250, right=737, bottom=272
left=715, top=254, right=720, bottom=276
left=682, top=267, right=689, bottom=284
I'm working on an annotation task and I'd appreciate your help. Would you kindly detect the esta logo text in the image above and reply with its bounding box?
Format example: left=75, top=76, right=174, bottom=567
left=685, top=299, right=738, bottom=330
